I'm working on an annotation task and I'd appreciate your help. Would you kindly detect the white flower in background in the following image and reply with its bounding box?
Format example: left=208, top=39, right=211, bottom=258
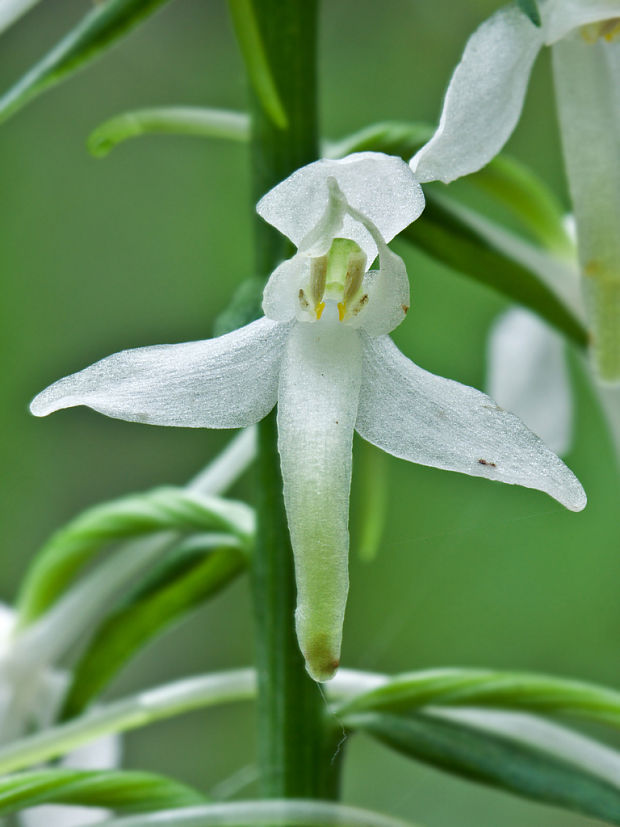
left=411, top=0, right=620, bottom=383
left=31, top=152, right=586, bottom=683
left=488, top=307, right=573, bottom=456
left=484, top=216, right=620, bottom=462
left=0, top=0, right=41, bottom=34
left=0, top=603, right=119, bottom=827
left=488, top=305, right=620, bottom=460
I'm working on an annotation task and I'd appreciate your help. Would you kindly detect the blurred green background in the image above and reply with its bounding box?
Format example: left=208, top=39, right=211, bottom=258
left=1, top=1, right=619, bottom=824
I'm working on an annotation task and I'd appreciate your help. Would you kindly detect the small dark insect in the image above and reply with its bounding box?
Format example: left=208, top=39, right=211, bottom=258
left=478, top=458, right=497, bottom=468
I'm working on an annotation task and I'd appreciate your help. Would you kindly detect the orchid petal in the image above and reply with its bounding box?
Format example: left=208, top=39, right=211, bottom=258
left=487, top=309, right=573, bottom=456
left=542, top=0, right=620, bottom=43
left=30, top=318, right=288, bottom=428
left=277, top=312, right=363, bottom=681
left=411, top=5, right=543, bottom=184
left=344, top=202, right=410, bottom=337
left=553, top=35, right=620, bottom=382
left=262, top=254, right=308, bottom=322
left=355, top=335, right=586, bottom=511
left=297, top=178, right=347, bottom=256
left=257, top=152, right=424, bottom=263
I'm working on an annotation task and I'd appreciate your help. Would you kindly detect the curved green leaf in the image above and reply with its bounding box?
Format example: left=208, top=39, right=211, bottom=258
left=334, top=667, right=620, bottom=726
left=403, top=193, right=588, bottom=347
left=0, top=671, right=256, bottom=775
left=17, top=487, right=254, bottom=625
left=227, top=0, right=288, bottom=129
left=0, top=0, right=172, bottom=124
left=213, top=276, right=265, bottom=337
left=95, top=800, right=418, bottom=827
left=326, top=120, right=433, bottom=161
left=88, top=107, right=250, bottom=157
left=464, top=153, right=571, bottom=255
left=62, top=539, right=247, bottom=718
left=517, top=0, right=542, bottom=27
left=0, top=768, right=204, bottom=815
left=347, top=711, right=620, bottom=825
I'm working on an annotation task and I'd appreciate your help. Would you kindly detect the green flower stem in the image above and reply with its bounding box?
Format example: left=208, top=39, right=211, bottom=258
left=240, top=0, right=341, bottom=800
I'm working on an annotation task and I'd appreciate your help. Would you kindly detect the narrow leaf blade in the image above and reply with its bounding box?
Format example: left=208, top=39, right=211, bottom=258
left=0, top=0, right=172, bottom=124
left=0, top=768, right=205, bottom=815
left=517, top=0, right=542, bottom=27
left=404, top=193, right=588, bottom=348
left=326, top=120, right=433, bottom=161
left=88, top=107, right=250, bottom=157
left=463, top=153, right=571, bottom=255
left=93, top=799, right=419, bottom=827
left=348, top=711, right=620, bottom=825
left=17, top=487, right=254, bottom=625
left=227, top=0, right=288, bottom=129
left=62, top=541, right=246, bottom=718
left=334, top=667, right=620, bottom=729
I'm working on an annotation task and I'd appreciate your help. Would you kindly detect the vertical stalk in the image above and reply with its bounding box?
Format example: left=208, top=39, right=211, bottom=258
left=244, top=0, right=341, bottom=801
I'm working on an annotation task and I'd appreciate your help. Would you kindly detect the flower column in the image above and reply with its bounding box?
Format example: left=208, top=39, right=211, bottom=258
left=245, top=0, right=340, bottom=801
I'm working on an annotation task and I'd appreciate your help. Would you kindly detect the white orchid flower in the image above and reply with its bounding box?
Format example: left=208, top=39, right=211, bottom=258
left=0, top=603, right=120, bottom=826
left=0, top=0, right=45, bottom=35
left=30, top=152, right=586, bottom=682
left=488, top=305, right=620, bottom=460
left=488, top=307, right=573, bottom=456
left=411, top=0, right=620, bottom=383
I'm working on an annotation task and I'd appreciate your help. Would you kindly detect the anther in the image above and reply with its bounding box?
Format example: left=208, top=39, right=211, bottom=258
left=343, top=250, right=366, bottom=306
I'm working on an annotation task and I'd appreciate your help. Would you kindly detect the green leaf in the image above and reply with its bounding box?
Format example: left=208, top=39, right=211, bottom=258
left=92, top=800, right=419, bottom=826
left=227, top=0, right=288, bottom=130
left=463, top=153, right=571, bottom=255
left=348, top=711, right=620, bottom=825
left=17, top=487, right=254, bottom=625
left=62, top=539, right=247, bottom=718
left=88, top=107, right=250, bottom=157
left=517, top=0, right=542, bottom=27
left=0, top=0, right=172, bottom=124
left=334, top=667, right=620, bottom=727
left=353, top=437, right=388, bottom=563
left=326, top=120, right=434, bottom=161
left=0, top=671, right=257, bottom=775
left=0, top=768, right=204, bottom=815
left=403, top=192, right=588, bottom=348
left=213, top=276, right=266, bottom=337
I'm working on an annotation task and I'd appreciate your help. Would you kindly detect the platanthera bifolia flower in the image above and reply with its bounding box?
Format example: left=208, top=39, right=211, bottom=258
left=0, top=0, right=42, bottom=35
left=410, top=0, right=620, bottom=383
left=31, top=152, right=586, bottom=682
left=0, top=603, right=120, bottom=827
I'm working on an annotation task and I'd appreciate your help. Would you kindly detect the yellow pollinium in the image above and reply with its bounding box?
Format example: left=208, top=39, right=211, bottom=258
left=337, top=302, right=346, bottom=322
left=316, top=302, right=326, bottom=320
